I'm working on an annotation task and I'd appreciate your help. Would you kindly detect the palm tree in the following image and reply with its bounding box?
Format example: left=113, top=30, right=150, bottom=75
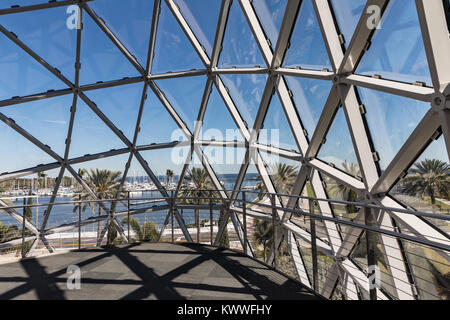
left=401, top=159, right=450, bottom=206
left=179, top=168, right=223, bottom=244
left=256, top=163, right=299, bottom=196
left=120, top=216, right=159, bottom=243
left=166, top=169, right=174, bottom=185
left=253, top=219, right=273, bottom=261
left=72, top=169, right=122, bottom=244
left=327, top=161, right=361, bottom=215
left=37, top=171, right=47, bottom=189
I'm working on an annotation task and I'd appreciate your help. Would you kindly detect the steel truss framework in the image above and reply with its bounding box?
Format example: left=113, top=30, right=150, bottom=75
left=0, top=0, right=449, bottom=300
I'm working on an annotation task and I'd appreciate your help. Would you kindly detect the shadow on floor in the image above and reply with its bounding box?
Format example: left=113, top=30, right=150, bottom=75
left=0, top=242, right=321, bottom=300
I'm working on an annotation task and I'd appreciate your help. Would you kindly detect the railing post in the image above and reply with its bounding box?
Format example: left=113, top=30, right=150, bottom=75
left=22, top=197, right=26, bottom=258
left=209, top=190, right=213, bottom=245
left=309, top=198, right=318, bottom=292
left=78, top=194, right=81, bottom=249
left=365, top=205, right=377, bottom=300
left=243, top=191, right=247, bottom=256
left=197, top=192, right=200, bottom=243
left=127, top=191, right=130, bottom=243
left=171, top=190, right=174, bottom=244
left=271, top=193, right=277, bottom=269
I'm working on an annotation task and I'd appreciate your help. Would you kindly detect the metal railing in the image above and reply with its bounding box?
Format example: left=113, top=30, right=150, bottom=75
left=0, top=189, right=449, bottom=300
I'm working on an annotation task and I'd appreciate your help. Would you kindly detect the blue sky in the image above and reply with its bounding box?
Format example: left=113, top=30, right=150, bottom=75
left=0, top=0, right=447, bottom=180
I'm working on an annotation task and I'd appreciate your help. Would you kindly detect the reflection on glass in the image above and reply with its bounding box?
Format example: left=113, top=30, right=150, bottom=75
left=89, top=0, right=154, bottom=67
left=221, top=73, right=267, bottom=129
left=173, top=0, right=221, bottom=57
left=0, top=5, right=77, bottom=83
left=201, top=86, right=244, bottom=142
left=80, top=7, right=140, bottom=84
left=252, top=0, right=287, bottom=50
left=356, top=0, right=431, bottom=85
left=152, top=1, right=204, bottom=74
left=358, top=87, right=428, bottom=171
left=2, top=95, right=72, bottom=156
left=137, top=86, right=187, bottom=146
left=258, top=93, right=298, bottom=152
left=218, top=0, right=265, bottom=68
left=84, top=83, right=143, bottom=141
left=318, top=108, right=361, bottom=177
left=155, top=76, right=205, bottom=133
left=283, top=0, right=331, bottom=70
left=285, top=76, right=333, bottom=138
left=330, top=0, right=365, bottom=48
left=69, top=99, right=126, bottom=158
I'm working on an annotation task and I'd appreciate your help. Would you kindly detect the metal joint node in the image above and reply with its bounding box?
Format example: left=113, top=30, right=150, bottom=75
left=333, top=255, right=346, bottom=263
left=431, top=92, right=449, bottom=111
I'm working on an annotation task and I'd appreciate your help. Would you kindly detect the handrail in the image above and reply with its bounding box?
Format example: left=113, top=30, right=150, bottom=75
left=1, top=189, right=449, bottom=300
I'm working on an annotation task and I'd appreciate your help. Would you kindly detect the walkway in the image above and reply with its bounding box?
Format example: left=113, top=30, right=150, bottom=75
left=0, top=242, right=320, bottom=300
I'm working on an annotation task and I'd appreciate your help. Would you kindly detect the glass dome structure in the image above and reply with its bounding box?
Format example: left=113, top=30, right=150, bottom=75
left=0, top=0, right=449, bottom=300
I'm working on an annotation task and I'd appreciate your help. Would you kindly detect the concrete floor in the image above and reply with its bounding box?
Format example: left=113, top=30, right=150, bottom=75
left=0, top=242, right=320, bottom=300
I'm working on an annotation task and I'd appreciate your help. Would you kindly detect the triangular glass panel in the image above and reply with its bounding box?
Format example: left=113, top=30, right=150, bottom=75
left=218, top=0, right=266, bottom=68
left=0, top=32, right=66, bottom=101
left=356, top=0, right=432, bottom=85
left=321, top=171, right=361, bottom=227
left=290, top=180, right=316, bottom=228
left=201, top=85, right=244, bottom=142
left=173, top=0, right=221, bottom=57
left=318, top=107, right=361, bottom=177
left=349, top=230, right=394, bottom=297
left=252, top=0, right=288, bottom=50
left=390, top=135, right=449, bottom=233
left=358, top=87, right=428, bottom=171
left=79, top=7, right=140, bottom=85
left=258, top=93, right=298, bottom=152
left=259, top=151, right=301, bottom=194
left=1, top=95, right=72, bottom=156
left=137, top=87, right=187, bottom=146
left=68, top=99, right=126, bottom=158
left=401, top=239, right=450, bottom=299
left=83, top=83, right=143, bottom=141
left=0, top=120, right=55, bottom=174
left=0, top=5, right=77, bottom=83
left=155, top=76, right=205, bottom=133
left=201, top=146, right=246, bottom=192
left=137, top=147, right=189, bottom=189
left=71, top=153, right=130, bottom=214
left=283, top=0, right=332, bottom=70
left=241, top=159, right=266, bottom=211
left=89, top=0, right=154, bottom=67
left=330, top=0, right=366, bottom=49
left=221, top=73, right=267, bottom=129
left=285, top=76, right=333, bottom=138
left=152, top=1, right=204, bottom=74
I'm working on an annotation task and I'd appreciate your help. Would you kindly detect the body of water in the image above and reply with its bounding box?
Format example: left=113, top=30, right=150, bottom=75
left=0, top=175, right=259, bottom=233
